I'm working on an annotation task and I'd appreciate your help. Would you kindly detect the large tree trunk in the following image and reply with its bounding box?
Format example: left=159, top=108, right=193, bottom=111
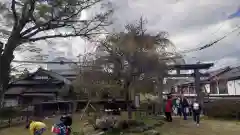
left=0, top=92, right=5, bottom=108
left=124, top=79, right=132, bottom=119
left=154, top=77, right=164, bottom=115
left=0, top=35, right=20, bottom=108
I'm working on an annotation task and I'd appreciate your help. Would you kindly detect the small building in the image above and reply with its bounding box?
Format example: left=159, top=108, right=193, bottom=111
left=4, top=68, right=73, bottom=107
left=208, top=66, right=240, bottom=95
left=46, top=57, right=77, bottom=81
left=174, top=66, right=240, bottom=99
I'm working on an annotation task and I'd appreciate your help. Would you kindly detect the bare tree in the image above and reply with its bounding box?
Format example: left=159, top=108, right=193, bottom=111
left=95, top=18, right=180, bottom=118
left=72, top=18, right=184, bottom=118
left=73, top=52, right=123, bottom=100
left=0, top=0, right=112, bottom=107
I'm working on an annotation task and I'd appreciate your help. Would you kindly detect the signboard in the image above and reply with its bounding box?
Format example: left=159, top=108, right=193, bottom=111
left=33, top=76, right=49, bottom=80
left=134, top=95, right=140, bottom=108
left=38, top=0, right=51, bottom=2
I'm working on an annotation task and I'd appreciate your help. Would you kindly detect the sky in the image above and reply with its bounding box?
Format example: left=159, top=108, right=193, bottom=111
left=11, top=0, right=240, bottom=71
left=109, top=0, right=240, bottom=70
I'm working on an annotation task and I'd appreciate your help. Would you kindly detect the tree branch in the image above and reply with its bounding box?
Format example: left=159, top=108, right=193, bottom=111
left=20, top=0, right=101, bottom=37
left=11, top=0, right=18, bottom=27
left=22, top=27, right=45, bottom=39
left=62, top=0, right=102, bottom=21
left=26, top=0, right=36, bottom=22
left=21, top=32, right=108, bottom=43
left=20, top=0, right=112, bottom=41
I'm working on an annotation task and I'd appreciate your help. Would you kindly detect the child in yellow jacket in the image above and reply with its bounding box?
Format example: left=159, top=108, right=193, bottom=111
left=26, top=120, right=47, bottom=135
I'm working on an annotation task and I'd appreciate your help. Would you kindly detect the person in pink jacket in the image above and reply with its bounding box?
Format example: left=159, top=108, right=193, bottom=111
left=165, top=95, right=173, bottom=122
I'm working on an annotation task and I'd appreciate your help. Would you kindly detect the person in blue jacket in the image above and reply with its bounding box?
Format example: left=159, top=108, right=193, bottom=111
left=180, top=96, right=189, bottom=120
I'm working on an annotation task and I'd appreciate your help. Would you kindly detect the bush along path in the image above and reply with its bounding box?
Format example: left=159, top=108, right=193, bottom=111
left=99, top=116, right=165, bottom=135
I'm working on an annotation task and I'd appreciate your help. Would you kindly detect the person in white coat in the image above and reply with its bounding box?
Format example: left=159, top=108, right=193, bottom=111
left=192, top=100, right=201, bottom=126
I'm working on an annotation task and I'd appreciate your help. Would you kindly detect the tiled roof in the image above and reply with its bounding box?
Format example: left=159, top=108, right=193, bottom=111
left=215, top=66, right=240, bottom=80
left=21, top=93, right=56, bottom=97
left=5, top=87, right=25, bottom=95
left=6, top=68, right=72, bottom=95
left=10, top=68, right=71, bottom=85
left=51, top=57, right=73, bottom=62
left=176, top=66, right=240, bottom=86
left=5, top=87, right=59, bottom=95
left=207, top=66, right=231, bottom=80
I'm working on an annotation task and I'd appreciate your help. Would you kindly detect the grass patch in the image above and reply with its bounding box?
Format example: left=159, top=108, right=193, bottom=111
left=103, top=128, right=123, bottom=135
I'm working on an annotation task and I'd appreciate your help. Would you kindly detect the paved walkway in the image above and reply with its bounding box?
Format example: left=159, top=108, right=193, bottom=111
left=159, top=117, right=240, bottom=135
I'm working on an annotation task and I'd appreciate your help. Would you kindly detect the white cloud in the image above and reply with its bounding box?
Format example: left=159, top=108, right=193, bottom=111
left=110, top=0, right=240, bottom=68
left=208, top=57, right=239, bottom=70
left=170, top=21, right=233, bottom=50
left=10, top=0, right=240, bottom=71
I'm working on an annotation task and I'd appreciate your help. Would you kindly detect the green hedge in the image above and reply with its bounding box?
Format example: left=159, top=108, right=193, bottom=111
left=0, top=107, right=21, bottom=119
left=204, top=100, right=240, bottom=119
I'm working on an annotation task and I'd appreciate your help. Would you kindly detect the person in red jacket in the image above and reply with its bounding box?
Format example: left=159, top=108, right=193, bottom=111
left=165, top=95, right=173, bottom=122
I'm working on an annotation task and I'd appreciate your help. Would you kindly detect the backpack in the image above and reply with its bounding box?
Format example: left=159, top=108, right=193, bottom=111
left=193, top=103, right=199, bottom=110
left=51, top=123, right=69, bottom=135
left=176, top=99, right=180, bottom=105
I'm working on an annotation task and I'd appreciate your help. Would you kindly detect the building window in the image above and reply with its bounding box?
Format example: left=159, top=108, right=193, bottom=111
left=189, top=87, right=195, bottom=94
left=120, top=90, right=125, bottom=97
left=210, top=82, right=218, bottom=94
left=218, top=80, right=228, bottom=94
left=91, top=91, right=96, bottom=97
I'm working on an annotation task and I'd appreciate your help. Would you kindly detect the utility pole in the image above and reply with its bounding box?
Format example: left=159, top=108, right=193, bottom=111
left=194, top=69, right=201, bottom=103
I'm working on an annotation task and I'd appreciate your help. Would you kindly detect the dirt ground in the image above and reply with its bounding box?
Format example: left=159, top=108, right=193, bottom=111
left=0, top=114, right=239, bottom=135
left=159, top=117, right=240, bottom=135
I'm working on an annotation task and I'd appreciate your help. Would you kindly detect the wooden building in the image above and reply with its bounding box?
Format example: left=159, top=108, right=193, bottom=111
left=46, top=57, right=77, bottom=81
left=4, top=68, right=73, bottom=107
left=174, top=66, right=240, bottom=100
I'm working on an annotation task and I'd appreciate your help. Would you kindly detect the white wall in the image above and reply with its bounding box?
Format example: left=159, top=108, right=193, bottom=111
left=204, top=84, right=210, bottom=93
left=4, top=99, right=18, bottom=107
left=177, top=79, right=240, bottom=96
left=47, top=63, right=72, bottom=71
left=46, top=57, right=74, bottom=72
left=234, top=80, right=240, bottom=95
left=227, top=81, right=235, bottom=95
left=226, top=79, right=240, bottom=95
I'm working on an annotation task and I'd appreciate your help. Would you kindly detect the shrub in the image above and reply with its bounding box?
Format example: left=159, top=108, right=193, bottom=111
left=204, top=100, right=240, bottom=119
left=87, top=113, right=98, bottom=129
left=115, top=119, right=145, bottom=129
left=72, top=130, right=85, bottom=135
left=0, top=107, right=21, bottom=119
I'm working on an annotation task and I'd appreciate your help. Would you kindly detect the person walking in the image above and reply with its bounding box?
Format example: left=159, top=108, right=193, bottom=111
left=164, top=95, right=173, bottom=122
left=180, top=96, right=189, bottom=120
left=172, top=97, right=177, bottom=116
left=192, top=100, right=201, bottom=126
left=175, top=97, right=182, bottom=117
left=188, top=100, right=193, bottom=116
